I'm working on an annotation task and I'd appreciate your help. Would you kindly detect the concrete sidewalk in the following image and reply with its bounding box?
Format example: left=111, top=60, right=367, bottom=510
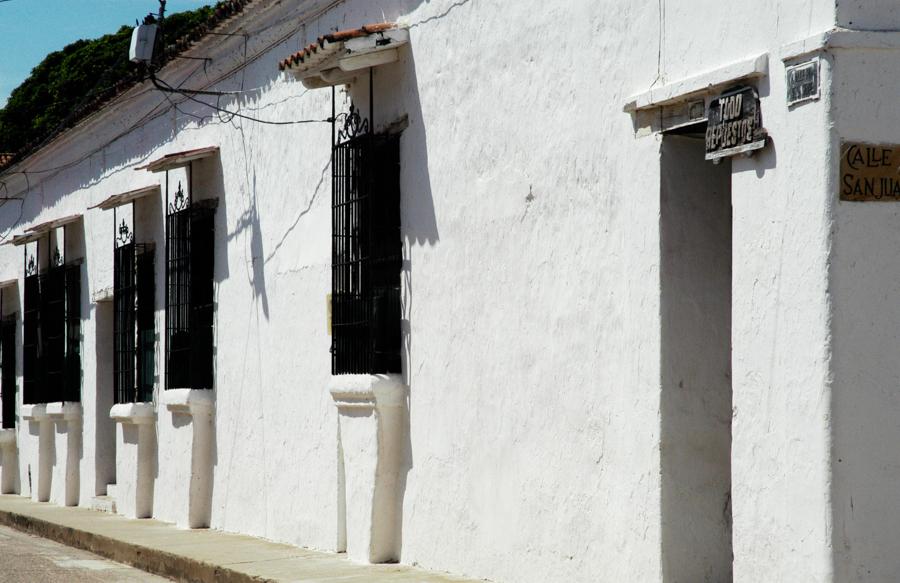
left=0, top=495, right=480, bottom=583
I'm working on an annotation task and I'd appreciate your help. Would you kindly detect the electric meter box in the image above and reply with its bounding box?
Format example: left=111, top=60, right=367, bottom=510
left=129, top=24, right=158, bottom=64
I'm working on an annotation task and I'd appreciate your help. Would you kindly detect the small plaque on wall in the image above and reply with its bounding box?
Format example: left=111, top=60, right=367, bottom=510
left=786, top=59, right=820, bottom=106
left=705, top=86, right=767, bottom=161
left=840, top=142, right=900, bottom=201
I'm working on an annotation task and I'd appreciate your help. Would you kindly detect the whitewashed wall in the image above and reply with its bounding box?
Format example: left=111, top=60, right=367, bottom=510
left=729, top=57, right=835, bottom=583
left=830, top=46, right=900, bottom=583
left=1, top=1, right=897, bottom=583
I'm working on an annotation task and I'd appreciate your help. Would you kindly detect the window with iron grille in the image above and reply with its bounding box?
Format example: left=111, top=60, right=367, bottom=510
left=1, top=315, right=16, bottom=428
left=137, top=248, right=156, bottom=398
left=43, top=265, right=66, bottom=398
left=331, top=114, right=402, bottom=375
left=22, top=273, right=40, bottom=404
left=115, top=242, right=155, bottom=404
left=64, top=264, right=81, bottom=402
left=23, top=262, right=80, bottom=404
left=165, top=201, right=216, bottom=390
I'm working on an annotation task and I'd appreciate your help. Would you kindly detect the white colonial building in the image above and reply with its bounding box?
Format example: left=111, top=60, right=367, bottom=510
left=1, top=0, right=900, bottom=582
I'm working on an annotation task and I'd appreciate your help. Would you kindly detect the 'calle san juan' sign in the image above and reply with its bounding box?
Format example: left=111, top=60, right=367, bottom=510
left=840, top=142, right=900, bottom=201
left=705, top=86, right=768, bottom=161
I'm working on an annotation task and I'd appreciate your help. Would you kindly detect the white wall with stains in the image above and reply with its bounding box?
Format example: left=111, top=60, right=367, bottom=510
left=829, top=44, right=900, bottom=583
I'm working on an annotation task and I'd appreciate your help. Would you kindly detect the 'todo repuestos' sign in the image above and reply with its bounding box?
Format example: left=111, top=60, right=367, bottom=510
left=705, top=86, right=767, bottom=161
left=840, top=142, right=900, bottom=201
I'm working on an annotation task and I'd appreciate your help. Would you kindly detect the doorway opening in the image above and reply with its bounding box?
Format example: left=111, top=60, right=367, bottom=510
left=660, top=127, right=733, bottom=582
left=95, top=299, right=116, bottom=496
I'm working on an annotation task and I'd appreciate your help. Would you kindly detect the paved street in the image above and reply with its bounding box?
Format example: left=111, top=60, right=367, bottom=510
left=0, top=524, right=169, bottom=582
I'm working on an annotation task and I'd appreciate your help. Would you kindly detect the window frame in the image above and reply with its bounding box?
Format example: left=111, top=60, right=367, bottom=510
left=330, top=103, right=402, bottom=375
left=113, top=202, right=156, bottom=405
left=164, top=164, right=217, bottom=391
left=21, top=228, right=81, bottom=405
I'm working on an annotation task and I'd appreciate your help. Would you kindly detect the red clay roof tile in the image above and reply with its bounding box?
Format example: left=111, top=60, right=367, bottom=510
left=278, top=22, right=398, bottom=72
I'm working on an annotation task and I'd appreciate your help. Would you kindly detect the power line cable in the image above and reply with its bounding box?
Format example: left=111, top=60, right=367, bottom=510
left=150, top=73, right=331, bottom=125
left=0, top=0, right=348, bottom=204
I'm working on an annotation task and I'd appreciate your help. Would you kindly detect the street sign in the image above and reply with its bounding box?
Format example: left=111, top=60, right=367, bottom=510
left=705, top=86, right=767, bottom=161
left=840, top=142, right=900, bottom=201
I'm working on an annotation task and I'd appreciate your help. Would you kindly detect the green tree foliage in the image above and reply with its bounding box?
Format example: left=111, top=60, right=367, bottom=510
left=0, top=5, right=214, bottom=154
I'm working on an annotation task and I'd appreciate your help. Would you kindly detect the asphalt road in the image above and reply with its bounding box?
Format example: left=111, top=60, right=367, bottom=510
left=0, top=524, right=170, bottom=582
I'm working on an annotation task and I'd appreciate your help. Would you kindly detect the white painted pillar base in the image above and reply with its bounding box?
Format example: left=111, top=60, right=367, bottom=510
left=330, top=374, right=407, bottom=564
left=46, top=402, right=82, bottom=507
left=0, top=429, right=17, bottom=494
left=110, top=403, right=157, bottom=519
left=21, top=405, right=52, bottom=502
left=160, top=389, right=214, bottom=529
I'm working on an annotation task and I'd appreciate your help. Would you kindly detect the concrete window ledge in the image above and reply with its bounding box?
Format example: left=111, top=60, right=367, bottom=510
left=109, top=403, right=156, bottom=425
left=32, top=403, right=82, bottom=506
left=91, top=285, right=114, bottom=303
left=45, top=402, right=83, bottom=422
left=329, top=373, right=408, bottom=564
left=328, top=374, right=406, bottom=411
left=110, top=403, right=157, bottom=519
left=158, top=388, right=215, bottom=528
left=0, top=428, right=15, bottom=448
left=20, top=404, right=48, bottom=422
left=0, top=428, right=16, bottom=494
left=160, top=389, right=214, bottom=416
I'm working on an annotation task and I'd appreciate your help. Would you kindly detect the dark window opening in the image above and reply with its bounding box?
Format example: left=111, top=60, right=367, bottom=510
left=115, top=242, right=155, bottom=403
left=331, top=125, right=402, bottom=375
left=42, top=265, right=67, bottom=395
left=22, top=273, right=40, bottom=405
left=23, top=261, right=80, bottom=404
left=137, top=247, right=156, bottom=399
left=165, top=201, right=215, bottom=390
left=1, top=315, right=16, bottom=428
left=63, top=263, right=81, bottom=402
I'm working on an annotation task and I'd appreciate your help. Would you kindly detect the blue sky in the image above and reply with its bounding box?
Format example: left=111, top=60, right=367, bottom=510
left=0, top=0, right=212, bottom=106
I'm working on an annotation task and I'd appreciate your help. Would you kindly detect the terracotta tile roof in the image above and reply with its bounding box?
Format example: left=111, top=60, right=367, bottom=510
left=278, top=22, right=397, bottom=71
left=0, top=0, right=252, bottom=175
left=88, top=184, right=160, bottom=210
left=25, top=214, right=82, bottom=233
left=135, top=145, right=219, bottom=172
left=5, top=213, right=83, bottom=246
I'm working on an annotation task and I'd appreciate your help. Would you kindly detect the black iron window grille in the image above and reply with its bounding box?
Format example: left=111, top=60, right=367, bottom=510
left=21, top=232, right=81, bottom=405
left=330, top=96, right=402, bottom=375
left=22, top=271, right=40, bottom=405
left=63, top=264, right=81, bottom=402
left=137, top=247, right=156, bottom=399
left=1, top=315, right=16, bottom=428
left=42, top=264, right=67, bottom=397
left=165, top=177, right=216, bottom=391
left=45, top=263, right=81, bottom=403
left=114, top=234, right=155, bottom=404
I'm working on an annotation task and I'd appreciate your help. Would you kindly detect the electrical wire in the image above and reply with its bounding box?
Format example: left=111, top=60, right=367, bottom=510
left=0, top=0, right=348, bottom=209
left=4, top=3, right=337, bottom=179
left=150, top=73, right=331, bottom=125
